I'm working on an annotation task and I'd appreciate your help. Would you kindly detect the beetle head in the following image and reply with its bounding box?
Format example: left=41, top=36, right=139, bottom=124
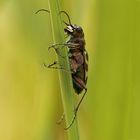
left=64, top=24, right=84, bottom=37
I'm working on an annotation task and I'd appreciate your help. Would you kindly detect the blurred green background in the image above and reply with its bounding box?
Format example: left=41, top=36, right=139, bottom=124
left=0, top=0, right=140, bottom=140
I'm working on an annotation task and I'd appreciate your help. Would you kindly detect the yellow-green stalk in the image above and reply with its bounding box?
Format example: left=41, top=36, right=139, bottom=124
left=48, top=0, right=79, bottom=139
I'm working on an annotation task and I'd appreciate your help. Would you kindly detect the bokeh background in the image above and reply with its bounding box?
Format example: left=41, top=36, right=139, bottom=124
left=0, top=0, right=140, bottom=140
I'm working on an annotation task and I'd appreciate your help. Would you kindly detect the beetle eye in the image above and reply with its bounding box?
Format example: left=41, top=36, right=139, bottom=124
left=77, top=27, right=82, bottom=32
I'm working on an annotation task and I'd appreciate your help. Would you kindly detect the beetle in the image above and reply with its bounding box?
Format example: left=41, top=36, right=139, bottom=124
left=36, top=9, right=88, bottom=130
left=62, top=11, right=88, bottom=129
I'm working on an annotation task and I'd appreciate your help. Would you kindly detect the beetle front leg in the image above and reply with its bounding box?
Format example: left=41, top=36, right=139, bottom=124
left=48, top=44, right=68, bottom=58
left=48, top=43, right=80, bottom=51
left=48, top=43, right=68, bottom=50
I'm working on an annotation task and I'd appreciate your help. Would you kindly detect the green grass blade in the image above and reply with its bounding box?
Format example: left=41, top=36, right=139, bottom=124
left=48, top=0, right=79, bottom=139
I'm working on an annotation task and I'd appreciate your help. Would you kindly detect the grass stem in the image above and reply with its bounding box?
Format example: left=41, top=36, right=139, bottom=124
left=48, top=0, right=79, bottom=139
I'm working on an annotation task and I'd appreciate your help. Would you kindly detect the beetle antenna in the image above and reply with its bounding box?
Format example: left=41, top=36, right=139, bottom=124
left=59, top=11, right=72, bottom=26
left=35, top=9, right=50, bottom=14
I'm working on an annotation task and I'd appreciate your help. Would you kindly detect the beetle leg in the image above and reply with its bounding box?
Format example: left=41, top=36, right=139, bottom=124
left=48, top=44, right=69, bottom=58
left=48, top=43, right=80, bottom=51
left=48, top=47, right=66, bottom=58
left=57, top=87, right=86, bottom=130
left=48, top=43, right=68, bottom=50
left=64, top=89, right=87, bottom=130
left=44, top=61, right=71, bottom=73
left=44, top=61, right=62, bottom=69
left=48, top=43, right=80, bottom=58
left=64, top=78, right=87, bottom=130
left=75, top=88, right=87, bottom=113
